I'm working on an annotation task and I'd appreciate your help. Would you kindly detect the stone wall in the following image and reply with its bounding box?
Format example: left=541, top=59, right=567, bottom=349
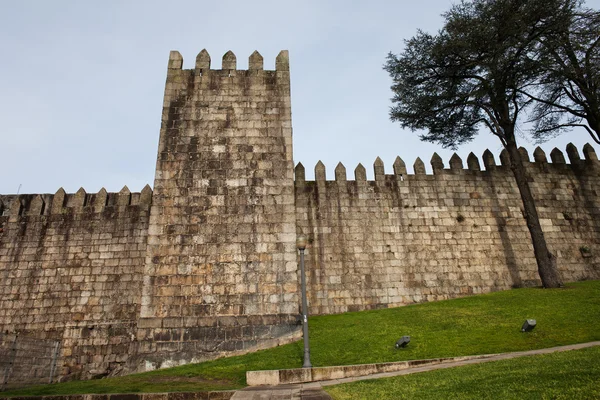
left=0, top=187, right=151, bottom=381
left=1, top=333, right=60, bottom=389
left=295, top=145, right=600, bottom=315
left=0, top=49, right=599, bottom=387
left=135, top=50, right=300, bottom=370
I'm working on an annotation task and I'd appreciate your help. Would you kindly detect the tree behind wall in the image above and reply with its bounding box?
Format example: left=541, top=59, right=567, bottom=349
left=384, top=0, right=571, bottom=288
left=525, top=3, right=600, bottom=143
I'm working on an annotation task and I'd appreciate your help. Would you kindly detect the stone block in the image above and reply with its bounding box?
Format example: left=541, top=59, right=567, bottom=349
left=246, top=369, right=280, bottom=386
left=311, top=366, right=345, bottom=381
left=278, top=368, right=312, bottom=384
left=142, top=395, right=168, bottom=400
left=1, top=53, right=599, bottom=387
left=109, top=395, right=140, bottom=400
left=207, top=392, right=235, bottom=400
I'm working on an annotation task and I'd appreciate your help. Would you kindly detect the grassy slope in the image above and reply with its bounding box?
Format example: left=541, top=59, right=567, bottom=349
left=325, top=346, right=600, bottom=400
left=2, top=280, right=599, bottom=397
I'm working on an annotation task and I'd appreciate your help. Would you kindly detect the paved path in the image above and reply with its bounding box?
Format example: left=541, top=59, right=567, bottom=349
left=231, top=383, right=331, bottom=400
left=230, top=341, right=600, bottom=400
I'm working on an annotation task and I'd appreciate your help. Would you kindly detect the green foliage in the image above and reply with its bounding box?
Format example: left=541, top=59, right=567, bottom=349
left=384, top=0, right=575, bottom=148
left=2, top=281, right=600, bottom=397
left=384, top=0, right=572, bottom=289
left=526, top=2, right=600, bottom=144
left=325, top=346, right=600, bottom=399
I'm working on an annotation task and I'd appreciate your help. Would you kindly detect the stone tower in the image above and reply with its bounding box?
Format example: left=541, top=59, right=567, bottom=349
left=136, top=50, right=300, bottom=368
left=1, top=48, right=599, bottom=385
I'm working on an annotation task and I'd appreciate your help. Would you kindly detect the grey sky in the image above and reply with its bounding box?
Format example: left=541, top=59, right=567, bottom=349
left=1, top=0, right=598, bottom=194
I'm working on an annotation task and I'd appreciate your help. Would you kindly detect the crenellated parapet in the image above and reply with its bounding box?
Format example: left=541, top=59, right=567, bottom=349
left=0, top=185, right=152, bottom=383
left=295, top=142, right=600, bottom=316
left=164, top=49, right=290, bottom=99
left=169, top=49, right=289, bottom=73
left=0, top=184, right=153, bottom=221
left=138, top=48, right=299, bottom=372
left=1, top=48, right=599, bottom=385
left=295, top=143, right=599, bottom=190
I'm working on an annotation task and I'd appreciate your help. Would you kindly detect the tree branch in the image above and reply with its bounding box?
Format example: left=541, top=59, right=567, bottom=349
left=536, top=123, right=599, bottom=143
left=517, top=88, right=587, bottom=118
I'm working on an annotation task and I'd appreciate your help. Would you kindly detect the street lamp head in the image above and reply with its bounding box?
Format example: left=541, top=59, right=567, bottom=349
left=297, top=234, right=307, bottom=250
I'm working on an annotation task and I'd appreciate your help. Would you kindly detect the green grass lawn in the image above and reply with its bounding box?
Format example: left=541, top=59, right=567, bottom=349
left=2, top=280, right=599, bottom=397
left=325, top=345, right=600, bottom=400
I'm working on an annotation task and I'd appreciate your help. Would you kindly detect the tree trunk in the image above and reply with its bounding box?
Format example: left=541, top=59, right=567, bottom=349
left=505, top=139, right=563, bottom=288
left=584, top=112, right=600, bottom=144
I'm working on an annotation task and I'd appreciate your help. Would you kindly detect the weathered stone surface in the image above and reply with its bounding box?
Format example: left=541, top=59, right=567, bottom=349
left=466, top=153, right=480, bottom=171
left=195, top=49, right=211, bottom=70
left=335, top=163, right=347, bottom=183
left=221, top=50, right=236, bottom=70
left=168, top=51, right=183, bottom=70
left=296, top=146, right=600, bottom=315
left=393, top=156, right=407, bottom=177
left=449, top=153, right=463, bottom=170
left=354, top=163, right=366, bottom=181
left=279, top=368, right=312, bottom=384
left=431, top=153, right=444, bottom=173
left=374, top=157, right=385, bottom=183
left=246, top=370, right=280, bottom=386
left=0, top=189, right=150, bottom=384
left=138, top=50, right=299, bottom=372
left=566, top=142, right=581, bottom=164
left=0, top=333, right=61, bottom=389
left=533, top=147, right=547, bottom=163
left=482, top=149, right=496, bottom=169
left=248, top=51, right=263, bottom=71
left=551, top=148, right=566, bottom=164
left=1, top=50, right=599, bottom=389
left=519, top=147, right=530, bottom=162
left=499, top=149, right=511, bottom=166
left=414, top=157, right=426, bottom=174
left=583, top=143, right=598, bottom=161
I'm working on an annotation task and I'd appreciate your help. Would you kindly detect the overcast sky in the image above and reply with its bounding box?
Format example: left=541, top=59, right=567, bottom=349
left=1, top=1, right=599, bottom=194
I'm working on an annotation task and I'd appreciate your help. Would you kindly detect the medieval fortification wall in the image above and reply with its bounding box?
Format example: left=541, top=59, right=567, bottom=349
left=0, top=49, right=599, bottom=386
left=0, top=188, right=150, bottom=380
left=296, top=146, right=600, bottom=315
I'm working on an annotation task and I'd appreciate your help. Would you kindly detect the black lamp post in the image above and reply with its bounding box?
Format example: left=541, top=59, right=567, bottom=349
left=297, top=234, right=312, bottom=368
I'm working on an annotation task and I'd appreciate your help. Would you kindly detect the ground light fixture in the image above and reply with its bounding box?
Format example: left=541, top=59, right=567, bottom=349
left=521, top=319, right=537, bottom=332
left=395, top=336, right=411, bottom=348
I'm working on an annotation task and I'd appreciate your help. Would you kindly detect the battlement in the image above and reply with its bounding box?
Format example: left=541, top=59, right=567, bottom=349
left=295, top=143, right=599, bottom=189
left=0, top=185, right=153, bottom=221
left=1, top=48, right=599, bottom=386
left=167, top=49, right=290, bottom=72
left=162, top=50, right=291, bottom=104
